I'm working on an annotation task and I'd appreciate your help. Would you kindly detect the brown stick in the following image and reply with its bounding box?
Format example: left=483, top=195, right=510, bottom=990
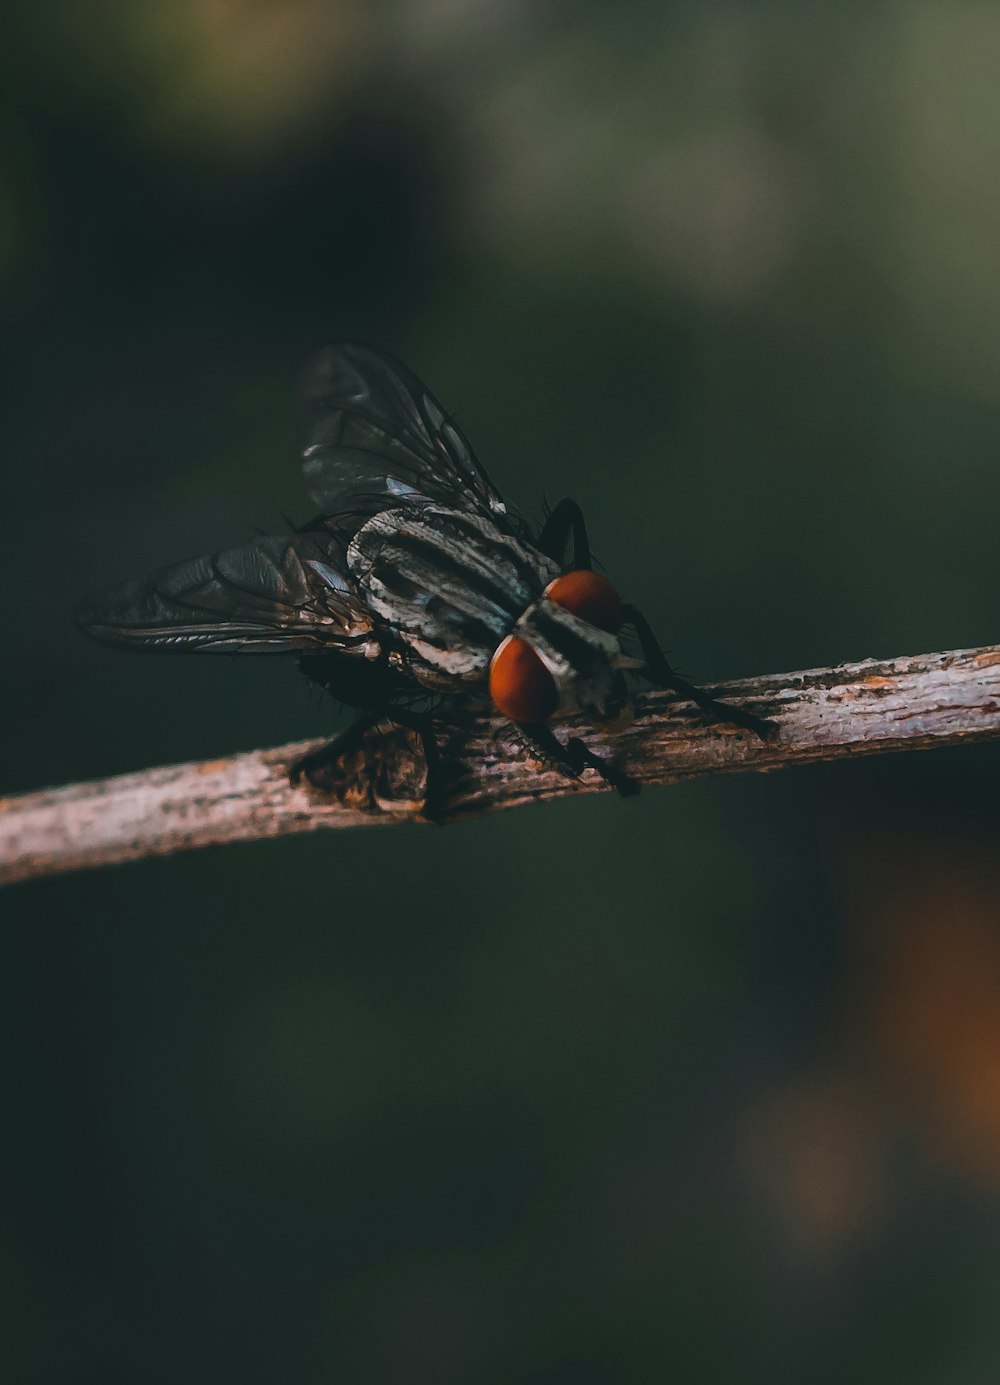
left=3, top=644, right=1000, bottom=886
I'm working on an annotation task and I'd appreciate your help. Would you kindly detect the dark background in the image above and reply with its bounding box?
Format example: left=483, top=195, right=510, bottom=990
left=4, top=4, right=1000, bottom=1381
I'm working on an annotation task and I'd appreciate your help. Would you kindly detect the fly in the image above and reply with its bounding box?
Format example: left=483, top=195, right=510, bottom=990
left=76, top=345, right=775, bottom=803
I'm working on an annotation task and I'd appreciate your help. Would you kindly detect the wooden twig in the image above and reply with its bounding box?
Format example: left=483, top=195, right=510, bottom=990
left=3, top=644, right=1000, bottom=886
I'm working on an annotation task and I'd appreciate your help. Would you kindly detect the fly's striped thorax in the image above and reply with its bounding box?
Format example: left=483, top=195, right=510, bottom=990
left=348, top=506, right=558, bottom=686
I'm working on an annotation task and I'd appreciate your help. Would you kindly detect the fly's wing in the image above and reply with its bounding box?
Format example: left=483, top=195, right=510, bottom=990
left=301, top=343, right=512, bottom=526
left=76, top=533, right=376, bottom=654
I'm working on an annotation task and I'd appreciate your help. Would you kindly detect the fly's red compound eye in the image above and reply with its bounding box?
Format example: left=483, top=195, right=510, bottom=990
left=489, top=636, right=558, bottom=723
left=545, top=570, right=623, bottom=634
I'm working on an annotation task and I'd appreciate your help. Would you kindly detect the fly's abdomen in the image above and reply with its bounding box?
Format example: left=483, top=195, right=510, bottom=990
left=348, top=506, right=557, bottom=686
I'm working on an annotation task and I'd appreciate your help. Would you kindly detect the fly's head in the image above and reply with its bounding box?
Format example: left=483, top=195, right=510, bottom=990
left=489, top=572, right=641, bottom=729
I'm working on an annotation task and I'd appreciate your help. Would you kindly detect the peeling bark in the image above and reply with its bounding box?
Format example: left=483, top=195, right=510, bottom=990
left=3, top=644, right=1000, bottom=885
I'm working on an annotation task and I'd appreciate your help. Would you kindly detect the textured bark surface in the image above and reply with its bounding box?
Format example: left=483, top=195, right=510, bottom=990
left=3, top=644, right=1000, bottom=885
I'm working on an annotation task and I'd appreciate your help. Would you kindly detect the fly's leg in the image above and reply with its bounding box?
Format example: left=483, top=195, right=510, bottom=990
left=291, top=706, right=448, bottom=817
left=289, top=712, right=379, bottom=787
left=391, top=707, right=447, bottom=822
left=537, top=497, right=591, bottom=571
left=621, top=603, right=776, bottom=740
left=513, top=721, right=639, bottom=798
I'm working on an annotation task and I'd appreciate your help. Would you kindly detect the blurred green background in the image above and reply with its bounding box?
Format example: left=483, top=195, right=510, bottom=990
left=5, top=2, right=1000, bottom=1381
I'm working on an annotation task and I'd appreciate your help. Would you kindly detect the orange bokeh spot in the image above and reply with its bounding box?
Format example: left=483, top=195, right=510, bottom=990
left=489, top=637, right=558, bottom=723
left=546, top=570, right=623, bottom=633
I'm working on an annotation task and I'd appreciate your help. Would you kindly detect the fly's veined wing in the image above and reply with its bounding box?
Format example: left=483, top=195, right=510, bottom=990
left=301, top=344, right=510, bottom=525
left=75, top=533, right=376, bottom=654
